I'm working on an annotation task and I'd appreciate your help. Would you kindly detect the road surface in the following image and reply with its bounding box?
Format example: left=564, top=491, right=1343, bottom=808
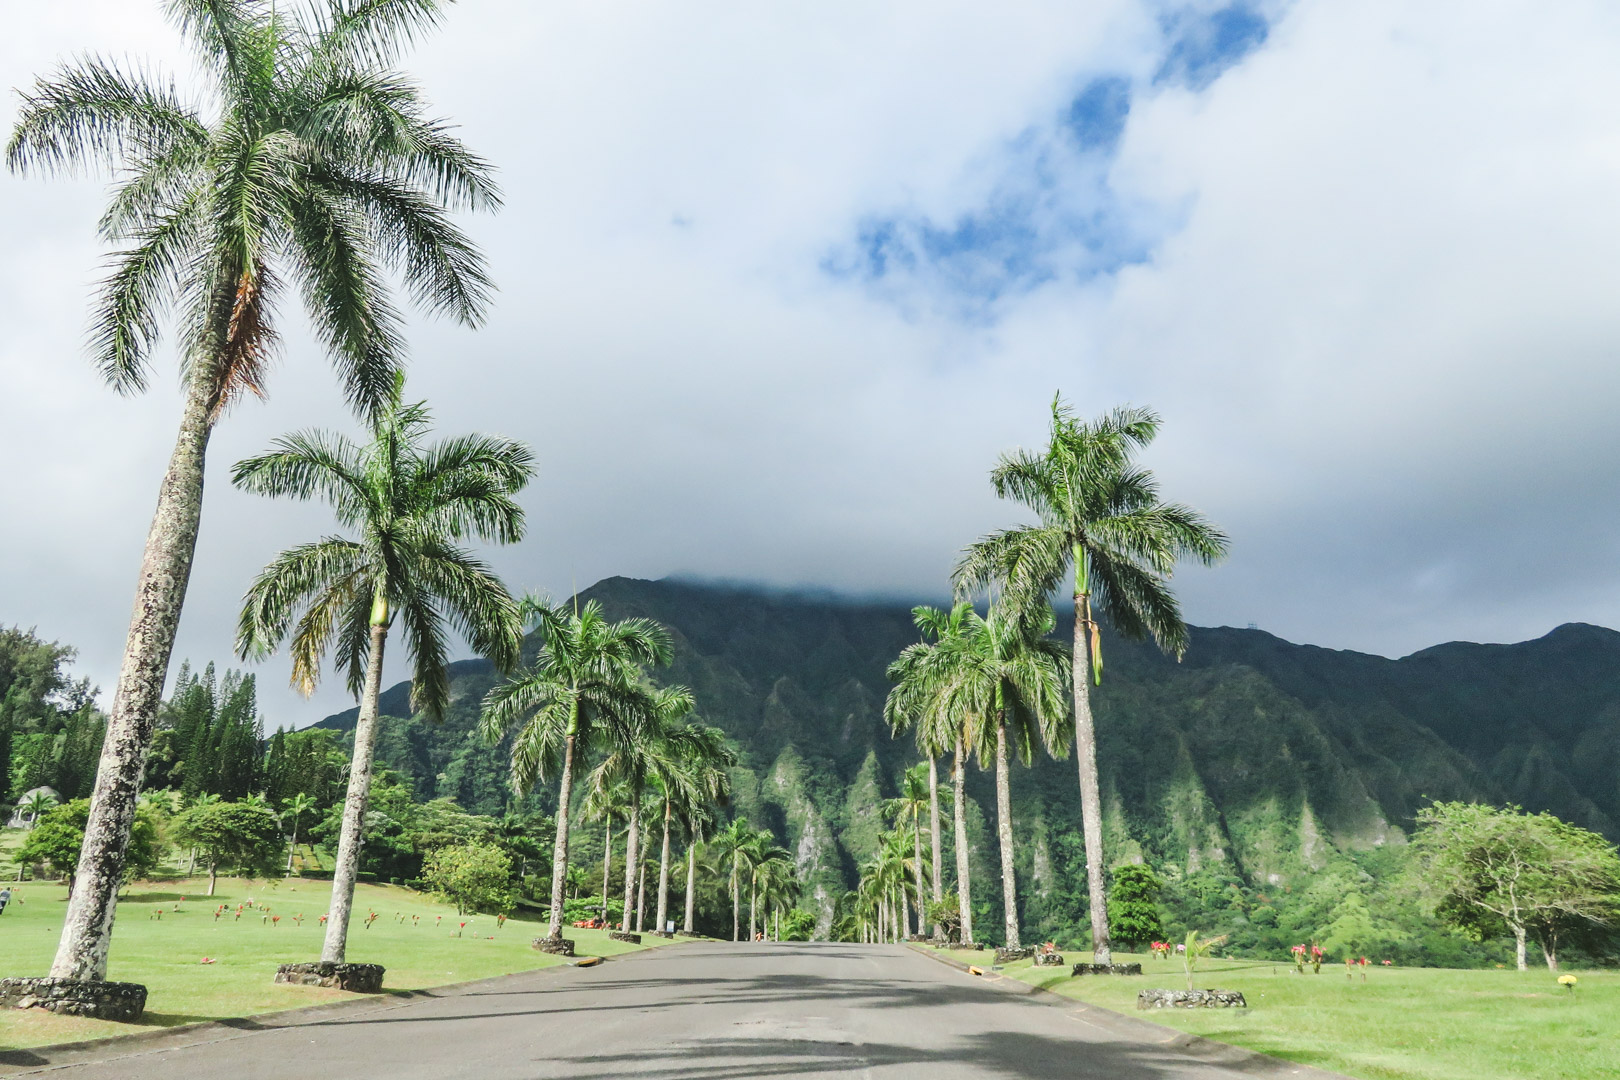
left=1, top=941, right=1336, bottom=1079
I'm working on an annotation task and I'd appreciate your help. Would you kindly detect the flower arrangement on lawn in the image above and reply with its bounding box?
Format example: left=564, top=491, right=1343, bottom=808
left=1149, top=941, right=1173, bottom=960
left=1559, top=975, right=1578, bottom=994
left=1290, top=943, right=1325, bottom=974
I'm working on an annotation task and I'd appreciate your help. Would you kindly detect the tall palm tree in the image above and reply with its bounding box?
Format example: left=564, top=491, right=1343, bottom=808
left=744, top=836, right=791, bottom=942
left=583, top=777, right=632, bottom=927
left=886, top=601, right=978, bottom=944
left=8, top=0, right=496, bottom=982
left=934, top=601, right=1070, bottom=950
left=588, top=686, right=698, bottom=931
left=282, top=793, right=317, bottom=873
left=682, top=803, right=719, bottom=935
left=18, top=790, right=57, bottom=829
left=884, top=766, right=931, bottom=938
left=236, top=384, right=529, bottom=963
left=955, top=398, right=1227, bottom=962
left=656, top=726, right=734, bottom=936
left=709, top=818, right=755, bottom=942
left=479, top=599, right=673, bottom=941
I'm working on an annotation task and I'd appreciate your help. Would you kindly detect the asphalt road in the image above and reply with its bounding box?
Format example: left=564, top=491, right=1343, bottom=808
left=2, top=942, right=1336, bottom=1079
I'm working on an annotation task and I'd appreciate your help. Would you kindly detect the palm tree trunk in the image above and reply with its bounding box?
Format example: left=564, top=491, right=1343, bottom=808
left=732, top=861, right=740, bottom=942
left=994, top=719, right=1020, bottom=950
left=286, top=818, right=299, bottom=873
left=600, top=820, right=612, bottom=926
left=621, top=804, right=639, bottom=931
left=636, top=859, right=646, bottom=932
left=1073, top=588, right=1111, bottom=964
left=684, top=843, right=696, bottom=933
left=912, top=819, right=926, bottom=940
left=207, top=862, right=217, bottom=897
left=953, top=739, right=973, bottom=945
left=322, top=621, right=389, bottom=963
left=928, top=755, right=944, bottom=939
left=656, top=801, right=672, bottom=934
left=900, top=887, right=910, bottom=940
left=545, top=733, right=577, bottom=939
left=51, top=374, right=216, bottom=981
left=749, top=876, right=758, bottom=940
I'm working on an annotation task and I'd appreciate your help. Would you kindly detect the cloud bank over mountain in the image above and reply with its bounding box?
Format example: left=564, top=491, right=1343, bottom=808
left=3, top=0, right=1618, bottom=725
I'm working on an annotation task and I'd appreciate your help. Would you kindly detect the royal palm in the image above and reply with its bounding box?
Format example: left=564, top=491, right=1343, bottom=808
left=884, top=601, right=978, bottom=944
left=956, top=399, right=1226, bottom=962
left=235, top=384, right=529, bottom=962
left=480, top=599, right=672, bottom=941
left=7, top=0, right=496, bottom=980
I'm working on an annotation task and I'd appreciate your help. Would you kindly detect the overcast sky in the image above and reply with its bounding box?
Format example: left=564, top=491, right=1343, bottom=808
left=4, top=0, right=1619, bottom=729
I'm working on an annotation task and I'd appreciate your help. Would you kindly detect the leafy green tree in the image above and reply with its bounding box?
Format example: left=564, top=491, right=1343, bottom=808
left=7, top=0, right=498, bottom=982
left=173, top=800, right=283, bottom=896
left=17, top=789, right=58, bottom=829
left=422, top=841, right=517, bottom=915
left=1106, top=864, right=1164, bottom=950
left=1415, top=801, right=1620, bottom=970
left=956, top=399, right=1227, bottom=962
left=16, top=799, right=159, bottom=895
left=235, top=382, right=529, bottom=962
left=480, top=599, right=672, bottom=940
left=781, top=909, right=817, bottom=941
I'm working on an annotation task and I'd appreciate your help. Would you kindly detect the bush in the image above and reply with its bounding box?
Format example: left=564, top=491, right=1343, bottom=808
left=1108, top=864, right=1165, bottom=950
left=421, top=842, right=518, bottom=915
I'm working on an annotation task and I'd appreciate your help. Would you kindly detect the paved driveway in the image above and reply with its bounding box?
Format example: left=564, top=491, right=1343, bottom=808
left=1, top=942, right=1339, bottom=1079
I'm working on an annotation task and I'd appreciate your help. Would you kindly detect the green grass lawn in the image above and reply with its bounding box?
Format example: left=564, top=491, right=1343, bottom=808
left=1, top=875, right=671, bottom=1051
left=919, top=946, right=1618, bottom=1080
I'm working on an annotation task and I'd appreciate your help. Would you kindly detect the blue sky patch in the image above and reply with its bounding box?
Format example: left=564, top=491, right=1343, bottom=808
left=1155, top=4, right=1270, bottom=90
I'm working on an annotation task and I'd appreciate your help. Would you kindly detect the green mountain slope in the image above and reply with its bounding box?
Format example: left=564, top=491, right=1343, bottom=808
left=316, top=576, right=1619, bottom=943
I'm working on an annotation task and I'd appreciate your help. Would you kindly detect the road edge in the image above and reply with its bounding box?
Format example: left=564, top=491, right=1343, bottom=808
left=0, top=941, right=692, bottom=1076
left=907, top=945, right=1354, bottom=1080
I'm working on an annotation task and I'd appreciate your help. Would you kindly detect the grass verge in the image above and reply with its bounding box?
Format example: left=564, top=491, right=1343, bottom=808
left=1, top=876, right=670, bottom=1051
left=917, top=946, right=1617, bottom=1080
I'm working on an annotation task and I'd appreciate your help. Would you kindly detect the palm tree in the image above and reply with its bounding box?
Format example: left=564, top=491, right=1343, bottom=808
left=8, top=0, right=496, bottom=982
left=883, top=766, right=932, bottom=939
left=18, top=790, right=57, bottom=829
left=588, top=686, right=698, bottom=931
left=955, top=399, right=1227, bottom=962
left=282, top=793, right=317, bottom=873
left=933, top=601, right=1069, bottom=950
left=886, top=601, right=978, bottom=944
left=480, top=599, right=673, bottom=941
left=744, top=833, right=791, bottom=942
left=709, top=818, right=755, bottom=942
left=682, top=803, right=719, bottom=935
left=583, top=777, right=631, bottom=927
left=656, top=726, right=734, bottom=936
left=236, top=384, right=527, bottom=962
left=755, top=856, right=799, bottom=941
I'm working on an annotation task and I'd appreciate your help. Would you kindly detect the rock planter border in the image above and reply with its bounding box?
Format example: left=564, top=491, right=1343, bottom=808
left=994, top=946, right=1035, bottom=964
left=274, top=962, right=386, bottom=993
left=533, top=935, right=576, bottom=956
left=608, top=931, right=641, bottom=944
left=1072, top=962, right=1142, bottom=976
left=0, top=977, right=148, bottom=1021
left=647, top=930, right=675, bottom=939
left=1032, top=952, right=1065, bottom=967
left=1137, top=988, right=1247, bottom=1009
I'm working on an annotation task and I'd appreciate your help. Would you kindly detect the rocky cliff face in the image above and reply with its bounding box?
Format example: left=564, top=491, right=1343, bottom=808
left=320, top=576, right=1620, bottom=932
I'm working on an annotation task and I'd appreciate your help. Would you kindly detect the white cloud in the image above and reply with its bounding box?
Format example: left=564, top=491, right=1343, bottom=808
left=2, top=0, right=1618, bottom=726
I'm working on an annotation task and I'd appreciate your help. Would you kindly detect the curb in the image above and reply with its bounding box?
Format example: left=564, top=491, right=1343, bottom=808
left=0, top=940, right=691, bottom=1076
left=907, top=945, right=1353, bottom=1080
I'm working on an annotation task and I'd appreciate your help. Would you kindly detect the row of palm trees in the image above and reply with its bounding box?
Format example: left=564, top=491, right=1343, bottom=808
left=886, top=399, right=1227, bottom=959
left=8, top=0, right=504, bottom=983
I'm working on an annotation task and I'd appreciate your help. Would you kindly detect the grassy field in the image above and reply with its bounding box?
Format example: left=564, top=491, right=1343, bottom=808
left=0, top=875, right=671, bottom=1051
left=921, top=946, right=1618, bottom=1080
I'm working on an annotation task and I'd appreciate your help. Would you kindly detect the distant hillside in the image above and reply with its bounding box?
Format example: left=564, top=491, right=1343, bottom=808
left=318, top=576, right=1620, bottom=936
